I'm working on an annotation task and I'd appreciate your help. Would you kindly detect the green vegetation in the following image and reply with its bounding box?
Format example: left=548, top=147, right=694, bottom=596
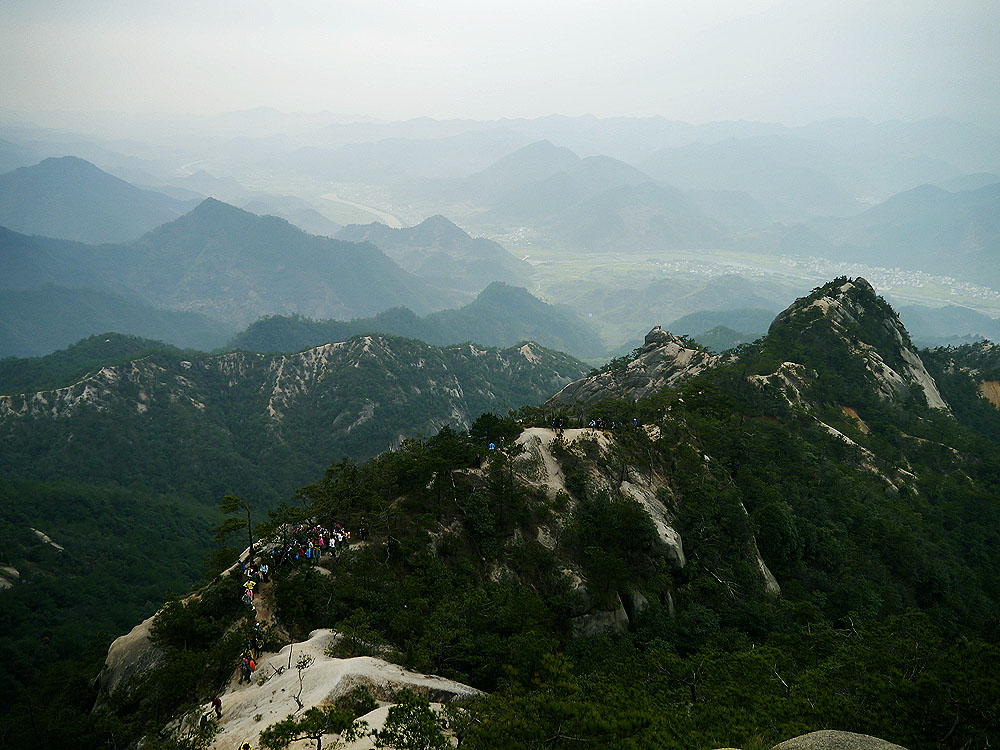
left=0, top=478, right=215, bottom=726
left=0, top=332, right=585, bottom=749
left=0, top=332, right=196, bottom=394
left=3, top=277, right=1000, bottom=749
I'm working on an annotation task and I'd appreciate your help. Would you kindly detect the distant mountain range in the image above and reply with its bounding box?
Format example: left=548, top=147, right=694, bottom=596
left=0, top=156, right=197, bottom=243
left=668, top=308, right=778, bottom=351
left=0, top=196, right=609, bottom=358
left=638, top=135, right=863, bottom=221
left=444, top=140, right=727, bottom=249
left=897, top=303, right=1000, bottom=347
left=230, top=281, right=606, bottom=360
left=119, top=198, right=458, bottom=325
left=337, top=214, right=530, bottom=294
left=812, top=183, right=1000, bottom=287
left=0, top=138, right=41, bottom=174
left=566, top=273, right=796, bottom=347
left=0, top=197, right=468, bottom=351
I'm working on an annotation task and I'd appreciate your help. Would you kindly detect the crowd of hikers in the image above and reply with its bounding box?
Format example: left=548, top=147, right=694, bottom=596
left=201, top=520, right=356, bottom=746
left=235, top=522, right=355, bottom=679
left=271, top=521, right=355, bottom=567
left=584, top=416, right=640, bottom=431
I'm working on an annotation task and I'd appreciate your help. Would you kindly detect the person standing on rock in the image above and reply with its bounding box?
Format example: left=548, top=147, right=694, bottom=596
left=212, top=696, right=222, bottom=719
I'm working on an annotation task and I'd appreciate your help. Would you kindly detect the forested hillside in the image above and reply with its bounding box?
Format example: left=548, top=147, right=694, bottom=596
left=4, top=277, right=997, bottom=750
left=0, top=332, right=585, bottom=735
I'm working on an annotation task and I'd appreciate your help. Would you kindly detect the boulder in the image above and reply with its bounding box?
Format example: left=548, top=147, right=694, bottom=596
left=771, top=730, right=908, bottom=750
left=622, top=588, right=649, bottom=622
left=571, top=595, right=629, bottom=637
left=95, top=611, right=163, bottom=698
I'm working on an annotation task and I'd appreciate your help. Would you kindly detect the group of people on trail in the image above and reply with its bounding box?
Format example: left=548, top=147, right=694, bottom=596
left=203, top=521, right=363, bottom=742
left=272, top=521, right=353, bottom=567
left=238, top=621, right=266, bottom=684
left=587, top=416, right=639, bottom=431
left=240, top=559, right=270, bottom=611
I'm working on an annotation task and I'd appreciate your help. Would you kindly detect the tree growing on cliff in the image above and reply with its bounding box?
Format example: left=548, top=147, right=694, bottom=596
left=259, top=706, right=366, bottom=750
left=216, top=494, right=255, bottom=558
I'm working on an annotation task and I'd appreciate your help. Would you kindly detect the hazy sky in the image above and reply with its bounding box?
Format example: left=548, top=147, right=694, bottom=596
left=2, top=0, right=998, bottom=125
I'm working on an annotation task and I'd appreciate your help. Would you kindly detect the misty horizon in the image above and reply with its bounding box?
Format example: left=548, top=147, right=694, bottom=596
left=2, top=0, right=998, bottom=127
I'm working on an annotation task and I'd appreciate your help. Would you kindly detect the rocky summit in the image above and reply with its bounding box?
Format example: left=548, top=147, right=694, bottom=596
left=767, top=277, right=948, bottom=410
left=548, top=325, right=717, bottom=406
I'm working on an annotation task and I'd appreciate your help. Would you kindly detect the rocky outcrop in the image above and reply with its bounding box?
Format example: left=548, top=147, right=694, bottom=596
left=769, top=278, right=948, bottom=411
left=0, top=335, right=583, bottom=425
left=571, top=597, right=630, bottom=637
left=200, top=629, right=480, bottom=750
left=770, top=730, right=908, bottom=750
left=979, top=380, right=1000, bottom=409
left=513, top=427, right=685, bottom=571
left=30, top=528, right=65, bottom=552
left=0, top=565, right=20, bottom=590
left=96, top=611, right=163, bottom=697
left=548, top=326, right=718, bottom=407
left=748, top=362, right=814, bottom=408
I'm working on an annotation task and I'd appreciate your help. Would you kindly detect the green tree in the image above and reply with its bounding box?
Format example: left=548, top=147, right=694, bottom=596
left=259, top=706, right=366, bottom=750
left=373, top=690, right=450, bottom=750
left=217, top=494, right=255, bottom=558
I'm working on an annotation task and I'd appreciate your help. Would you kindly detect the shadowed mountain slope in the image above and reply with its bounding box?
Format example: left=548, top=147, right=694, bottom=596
left=230, top=282, right=606, bottom=360
left=337, top=214, right=531, bottom=293
left=106, top=198, right=459, bottom=326
left=0, top=156, right=196, bottom=243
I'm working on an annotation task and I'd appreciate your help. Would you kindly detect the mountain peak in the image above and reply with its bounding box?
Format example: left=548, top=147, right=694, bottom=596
left=414, top=213, right=468, bottom=238
left=769, top=277, right=887, bottom=338
left=643, top=325, right=672, bottom=347
left=0, top=156, right=192, bottom=243
left=36, top=155, right=104, bottom=174
left=483, top=139, right=581, bottom=180
left=475, top=280, right=528, bottom=301
left=159, top=198, right=295, bottom=236
left=769, top=277, right=948, bottom=410
left=188, top=196, right=250, bottom=219
left=550, top=326, right=717, bottom=406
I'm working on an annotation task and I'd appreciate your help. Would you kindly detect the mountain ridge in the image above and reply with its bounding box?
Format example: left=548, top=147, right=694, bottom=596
left=4, top=275, right=1000, bottom=749
left=336, top=214, right=531, bottom=294
left=229, top=281, right=607, bottom=360
left=0, top=156, right=196, bottom=243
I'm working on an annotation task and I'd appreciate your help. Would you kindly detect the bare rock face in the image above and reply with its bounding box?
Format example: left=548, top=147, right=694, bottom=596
left=770, top=730, right=908, bottom=750
left=0, top=565, right=20, bottom=590
left=512, top=427, right=686, bottom=572
left=95, top=611, right=163, bottom=698
left=548, top=326, right=718, bottom=407
left=571, top=596, right=630, bottom=638
left=198, top=629, right=480, bottom=750
left=768, top=278, right=948, bottom=411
